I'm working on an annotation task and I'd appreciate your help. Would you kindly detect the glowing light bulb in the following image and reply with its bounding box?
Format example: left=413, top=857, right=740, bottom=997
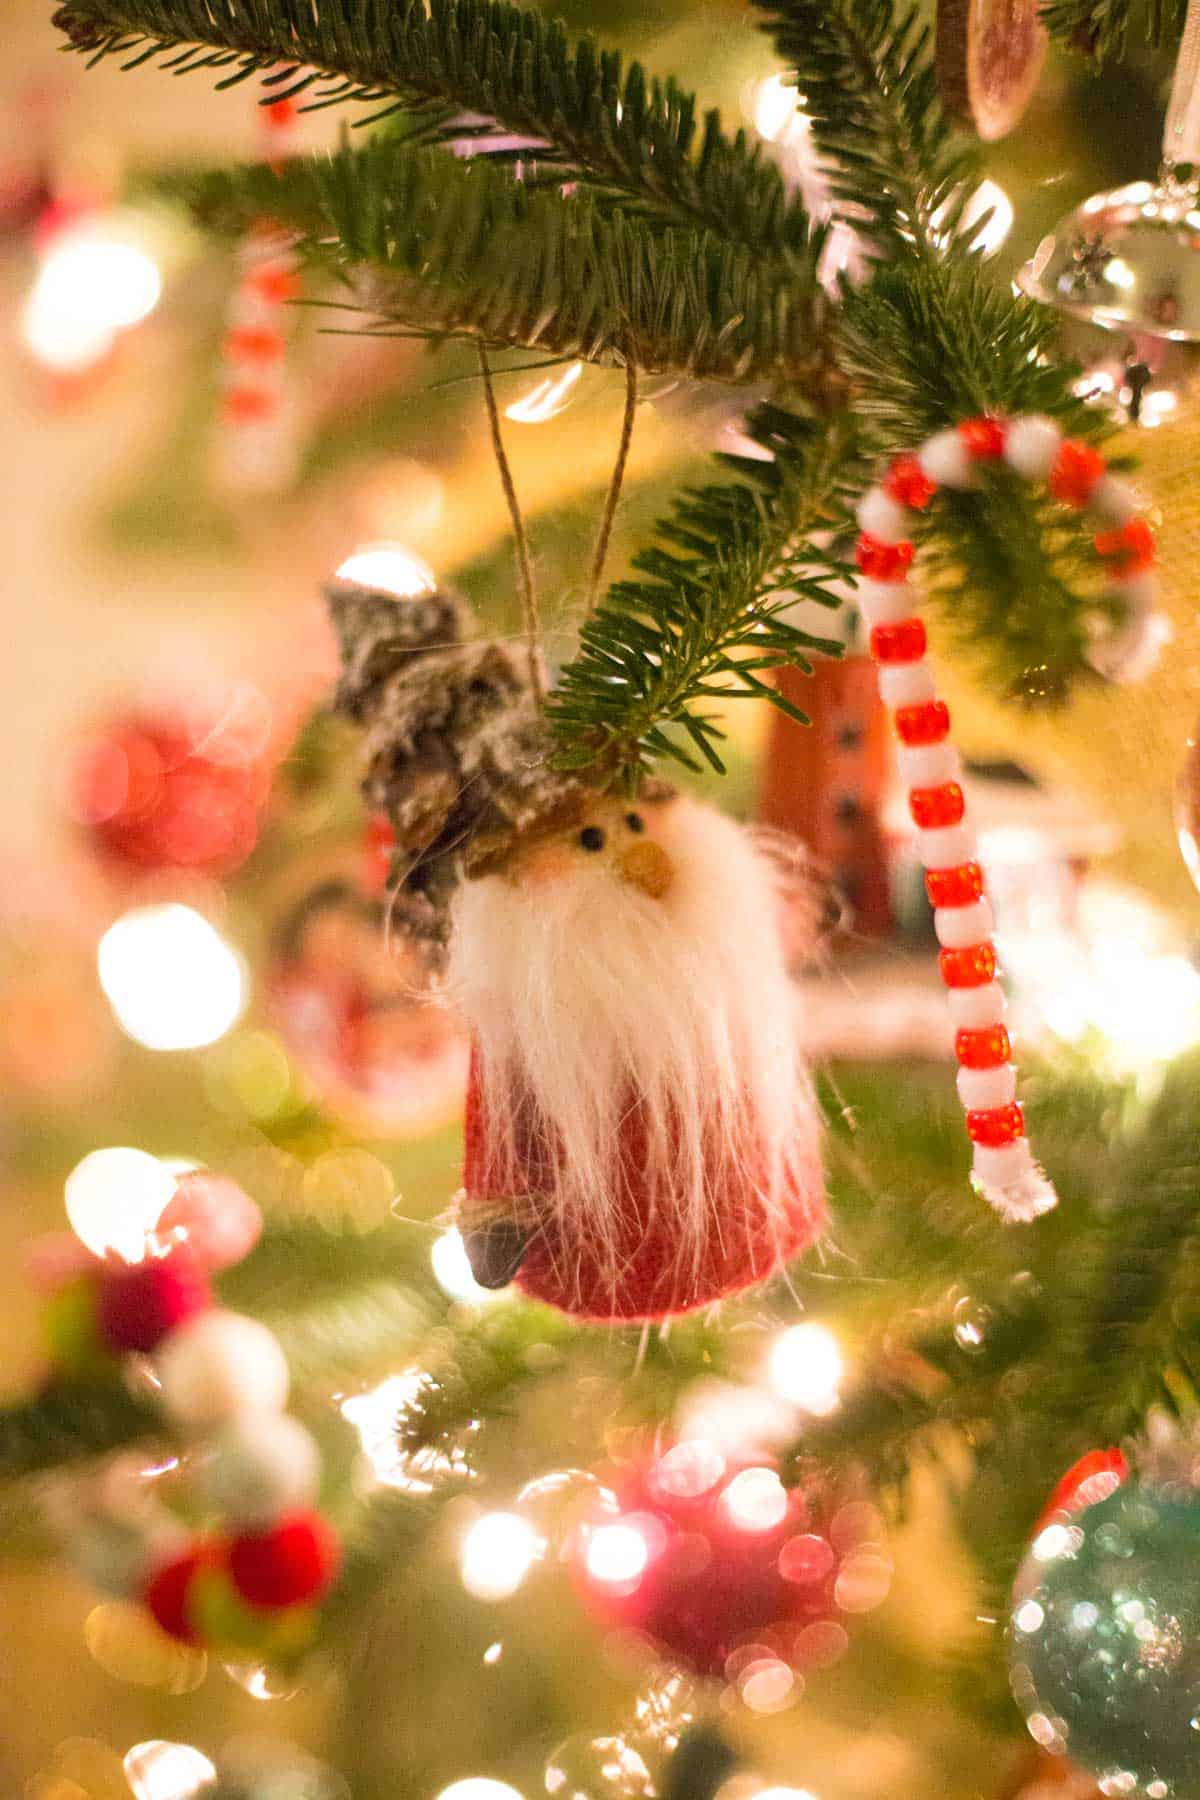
left=932, top=179, right=1013, bottom=258
left=432, top=1226, right=508, bottom=1303
left=23, top=222, right=162, bottom=373
left=436, top=1783, right=524, bottom=1800
left=767, top=1323, right=844, bottom=1415
left=723, top=1466, right=789, bottom=1532
left=504, top=361, right=582, bottom=423
left=98, top=904, right=245, bottom=1052
left=123, top=1739, right=218, bottom=1800
left=584, top=1521, right=650, bottom=1586
left=460, top=1511, right=542, bottom=1600
left=65, top=1146, right=177, bottom=1262
left=753, top=74, right=805, bottom=143
left=335, top=542, right=436, bottom=597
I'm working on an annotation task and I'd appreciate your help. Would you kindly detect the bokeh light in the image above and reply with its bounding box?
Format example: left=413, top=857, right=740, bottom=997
left=583, top=1521, right=651, bottom=1588
left=460, top=1511, right=542, bottom=1600
left=335, top=542, right=436, bottom=597
left=22, top=218, right=162, bottom=374
left=98, top=905, right=245, bottom=1051
left=504, top=361, right=582, bottom=423
left=767, top=1323, right=844, bottom=1416
left=436, top=1781, right=524, bottom=1800
left=723, top=1467, right=789, bottom=1533
left=123, top=1739, right=218, bottom=1800
left=65, top=1146, right=176, bottom=1262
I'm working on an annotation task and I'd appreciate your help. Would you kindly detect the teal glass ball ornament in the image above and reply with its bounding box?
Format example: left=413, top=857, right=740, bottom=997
left=1009, top=1483, right=1200, bottom=1798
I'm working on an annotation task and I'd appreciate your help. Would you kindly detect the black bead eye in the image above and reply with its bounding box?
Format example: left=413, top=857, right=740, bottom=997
left=624, top=812, right=645, bottom=833
left=579, top=825, right=606, bottom=852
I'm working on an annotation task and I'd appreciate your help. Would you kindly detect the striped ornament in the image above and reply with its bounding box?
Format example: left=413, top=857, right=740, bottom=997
left=855, top=415, right=1163, bottom=1221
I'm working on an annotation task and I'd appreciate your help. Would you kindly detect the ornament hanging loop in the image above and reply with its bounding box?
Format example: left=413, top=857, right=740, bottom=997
left=477, top=340, right=545, bottom=704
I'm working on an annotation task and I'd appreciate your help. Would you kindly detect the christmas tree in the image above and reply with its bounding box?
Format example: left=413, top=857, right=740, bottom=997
left=5, top=0, right=1200, bottom=1794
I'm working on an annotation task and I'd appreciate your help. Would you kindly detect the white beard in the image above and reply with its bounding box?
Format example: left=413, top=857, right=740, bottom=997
left=447, top=796, right=823, bottom=1310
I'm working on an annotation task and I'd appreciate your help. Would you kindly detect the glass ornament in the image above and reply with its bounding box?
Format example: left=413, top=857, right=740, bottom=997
left=1019, top=0, right=1200, bottom=426
left=1009, top=1481, right=1200, bottom=1796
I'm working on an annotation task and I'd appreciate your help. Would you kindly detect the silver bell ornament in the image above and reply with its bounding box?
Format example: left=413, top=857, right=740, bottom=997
left=1020, top=0, right=1200, bottom=426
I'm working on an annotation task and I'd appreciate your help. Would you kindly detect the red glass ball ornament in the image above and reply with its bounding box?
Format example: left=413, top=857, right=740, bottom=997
left=884, top=455, right=936, bottom=510
left=228, top=1511, right=340, bottom=1610
left=939, top=942, right=997, bottom=988
left=965, top=1100, right=1025, bottom=1147
left=855, top=534, right=915, bottom=582
left=909, top=782, right=965, bottom=829
left=95, top=1245, right=212, bottom=1356
left=955, top=1024, right=1011, bottom=1069
left=573, top=1442, right=887, bottom=1681
left=71, top=712, right=269, bottom=876
left=894, top=700, right=950, bottom=746
left=1049, top=440, right=1105, bottom=508
left=925, top=861, right=984, bottom=909
left=144, top=1543, right=215, bottom=1644
left=959, top=416, right=1007, bottom=459
left=869, top=619, right=927, bottom=664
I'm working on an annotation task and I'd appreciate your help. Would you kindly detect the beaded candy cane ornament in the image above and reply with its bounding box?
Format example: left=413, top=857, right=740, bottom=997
left=854, top=414, right=1164, bottom=1221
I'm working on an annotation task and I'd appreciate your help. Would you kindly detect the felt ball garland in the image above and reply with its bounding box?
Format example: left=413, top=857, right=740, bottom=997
left=36, top=1170, right=340, bottom=1658
left=854, top=415, right=1164, bottom=1222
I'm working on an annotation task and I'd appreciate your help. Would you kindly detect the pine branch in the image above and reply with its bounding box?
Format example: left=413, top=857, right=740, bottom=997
left=172, top=141, right=829, bottom=384
left=840, top=259, right=1115, bottom=699
left=1041, top=0, right=1186, bottom=60
left=547, top=405, right=854, bottom=781
left=53, top=0, right=816, bottom=261
left=0, top=1383, right=159, bottom=1481
left=750, top=0, right=979, bottom=258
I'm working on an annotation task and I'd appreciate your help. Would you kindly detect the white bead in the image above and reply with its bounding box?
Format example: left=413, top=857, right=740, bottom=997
left=1090, top=474, right=1140, bottom=525
left=957, top=1063, right=1016, bottom=1110
left=971, top=1142, right=1058, bottom=1221
left=1108, top=569, right=1157, bottom=608
left=878, top=662, right=936, bottom=709
left=1002, top=415, right=1062, bottom=482
left=856, top=487, right=911, bottom=544
left=918, top=823, right=976, bottom=870
left=856, top=579, right=919, bottom=628
left=897, top=742, right=960, bottom=789
left=71, top=1513, right=188, bottom=1599
left=935, top=898, right=994, bottom=948
left=918, top=428, right=973, bottom=489
left=198, top=1413, right=321, bottom=1526
left=156, top=1310, right=289, bottom=1428
left=946, top=982, right=1006, bottom=1029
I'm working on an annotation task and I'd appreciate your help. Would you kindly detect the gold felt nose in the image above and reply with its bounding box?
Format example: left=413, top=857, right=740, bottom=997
left=618, top=839, right=674, bottom=899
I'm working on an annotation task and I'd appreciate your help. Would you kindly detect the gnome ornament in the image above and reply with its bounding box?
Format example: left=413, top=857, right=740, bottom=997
left=450, top=789, right=825, bottom=1321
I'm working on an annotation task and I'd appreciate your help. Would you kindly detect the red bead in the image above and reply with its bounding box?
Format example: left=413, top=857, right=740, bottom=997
left=246, top=264, right=300, bottom=305
left=224, top=324, right=286, bottom=364
left=96, top=1246, right=212, bottom=1356
left=869, top=618, right=926, bottom=664
left=884, top=454, right=936, bottom=510
left=222, top=386, right=276, bottom=424
left=939, top=943, right=996, bottom=988
left=925, top=861, right=984, bottom=908
left=228, top=1512, right=340, bottom=1610
left=959, top=416, right=1006, bottom=459
left=855, top=534, right=915, bottom=582
left=955, top=1025, right=1012, bottom=1069
left=144, top=1544, right=214, bottom=1645
left=909, top=782, right=965, bottom=829
left=1094, top=517, right=1155, bottom=575
left=1035, top=1448, right=1128, bottom=1531
left=1049, top=439, right=1105, bottom=508
left=965, top=1101, right=1025, bottom=1147
left=894, top=700, right=950, bottom=745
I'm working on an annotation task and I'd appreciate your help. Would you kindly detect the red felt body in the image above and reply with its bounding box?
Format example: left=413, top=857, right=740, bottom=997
left=462, top=1044, right=824, bottom=1323
left=96, top=1245, right=212, bottom=1355
left=228, top=1511, right=340, bottom=1609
